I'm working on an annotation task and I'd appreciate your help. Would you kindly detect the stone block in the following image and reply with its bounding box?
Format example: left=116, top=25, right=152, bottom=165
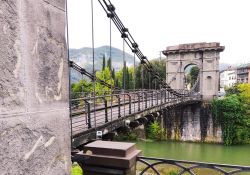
left=73, top=141, right=141, bottom=175
left=0, top=111, right=71, bottom=175
left=0, top=0, right=71, bottom=174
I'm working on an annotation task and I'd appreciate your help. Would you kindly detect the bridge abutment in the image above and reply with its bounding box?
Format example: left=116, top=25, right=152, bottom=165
left=0, top=0, right=71, bottom=174
left=163, top=103, right=222, bottom=143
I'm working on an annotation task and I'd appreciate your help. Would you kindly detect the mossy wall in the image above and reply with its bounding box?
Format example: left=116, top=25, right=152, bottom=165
left=163, top=103, right=222, bottom=143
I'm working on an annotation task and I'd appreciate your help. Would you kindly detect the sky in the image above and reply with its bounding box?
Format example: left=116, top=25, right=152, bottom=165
left=67, top=0, right=250, bottom=64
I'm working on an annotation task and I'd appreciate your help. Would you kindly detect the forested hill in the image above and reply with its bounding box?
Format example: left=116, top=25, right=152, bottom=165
left=69, top=46, right=136, bottom=72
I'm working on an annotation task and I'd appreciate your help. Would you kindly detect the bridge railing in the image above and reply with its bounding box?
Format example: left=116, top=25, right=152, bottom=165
left=70, top=89, right=201, bottom=136
left=137, top=156, right=250, bottom=175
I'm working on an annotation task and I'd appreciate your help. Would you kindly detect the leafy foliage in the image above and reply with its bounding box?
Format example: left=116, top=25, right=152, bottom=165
left=135, top=59, right=166, bottom=89
left=212, top=84, right=250, bottom=145
left=71, top=56, right=166, bottom=97
left=186, top=66, right=199, bottom=89
left=95, top=67, right=114, bottom=96
left=147, top=121, right=165, bottom=141
left=71, top=79, right=92, bottom=98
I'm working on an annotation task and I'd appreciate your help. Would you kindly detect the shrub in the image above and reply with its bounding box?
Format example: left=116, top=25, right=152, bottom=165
left=147, top=121, right=165, bottom=141
left=212, top=93, right=250, bottom=145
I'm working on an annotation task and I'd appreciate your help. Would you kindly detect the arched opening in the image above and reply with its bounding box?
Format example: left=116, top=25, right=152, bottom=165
left=184, top=64, right=200, bottom=91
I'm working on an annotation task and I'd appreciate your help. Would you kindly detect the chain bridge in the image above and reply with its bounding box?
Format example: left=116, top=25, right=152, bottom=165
left=2, top=0, right=250, bottom=174
left=69, top=0, right=217, bottom=148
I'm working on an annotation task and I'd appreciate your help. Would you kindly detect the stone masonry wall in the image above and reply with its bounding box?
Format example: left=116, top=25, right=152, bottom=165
left=0, top=0, right=71, bottom=174
left=164, top=103, right=222, bottom=143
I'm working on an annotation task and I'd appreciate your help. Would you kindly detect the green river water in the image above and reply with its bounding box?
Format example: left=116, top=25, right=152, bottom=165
left=136, top=141, right=250, bottom=166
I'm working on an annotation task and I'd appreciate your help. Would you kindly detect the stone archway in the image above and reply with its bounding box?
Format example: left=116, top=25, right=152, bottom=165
left=163, top=42, right=224, bottom=101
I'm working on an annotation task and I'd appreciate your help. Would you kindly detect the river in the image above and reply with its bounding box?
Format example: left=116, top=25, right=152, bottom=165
left=136, top=141, right=250, bottom=166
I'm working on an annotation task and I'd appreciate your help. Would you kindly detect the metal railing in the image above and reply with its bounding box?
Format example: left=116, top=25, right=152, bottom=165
left=137, top=156, right=250, bottom=175
left=70, top=89, right=201, bottom=137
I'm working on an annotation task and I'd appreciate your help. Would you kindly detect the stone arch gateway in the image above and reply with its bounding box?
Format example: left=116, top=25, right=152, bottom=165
left=163, top=42, right=224, bottom=101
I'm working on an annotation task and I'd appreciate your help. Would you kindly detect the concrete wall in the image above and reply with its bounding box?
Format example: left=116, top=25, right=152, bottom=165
left=0, top=0, right=71, bottom=174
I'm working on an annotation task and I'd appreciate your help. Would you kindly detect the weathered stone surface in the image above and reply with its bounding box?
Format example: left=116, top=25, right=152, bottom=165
left=164, top=104, right=222, bottom=143
left=0, top=0, right=25, bottom=114
left=0, top=113, right=71, bottom=175
left=164, top=42, right=224, bottom=52
left=0, top=0, right=71, bottom=174
left=181, top=106, right=201, bottom=141
left=163, top=42, right=224, bottom=101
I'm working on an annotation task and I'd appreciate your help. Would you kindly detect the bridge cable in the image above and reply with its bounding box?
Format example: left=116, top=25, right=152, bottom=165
left=123, top=38, right=126, bottom=116
left=133, top=52, right=136, bottom=113
left=91, top=0, right=97, bottom=128
left=109, top=14, right=113, bottom=125
left=70, top=61, right=120, bottom=90
left=98, top=0, right=190, bottom=97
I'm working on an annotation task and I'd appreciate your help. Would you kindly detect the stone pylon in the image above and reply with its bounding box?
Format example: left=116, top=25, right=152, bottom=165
left=0, top=0, right=71, bottom=174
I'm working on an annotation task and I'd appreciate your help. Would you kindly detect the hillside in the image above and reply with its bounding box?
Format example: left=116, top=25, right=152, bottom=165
left=69, top=46, right=136, bottom=72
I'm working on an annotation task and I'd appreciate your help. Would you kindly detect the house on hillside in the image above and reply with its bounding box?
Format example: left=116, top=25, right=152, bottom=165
left=237, top=63, right=250, bottom=84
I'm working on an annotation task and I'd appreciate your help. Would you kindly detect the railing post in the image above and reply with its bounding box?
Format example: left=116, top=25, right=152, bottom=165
left=169, top=92, right=171, bottom=102
left=116, top=95, right=121, bottom=118
left=145, top=92, right=147, bottom=109
left=164, top=90, right=167, bottom=103
left=151, top=91, right=154, bottom=107
left=102, top=97, right=108, bottom=123
left=128, top=94, right=131, bottom=114
left=156, top=91, right=159, bottom=105
left=137, top=93, right=140, bottom=111
left=84, top=100, right=91, bottom=129
left=160, top=90, right=163, bottom=105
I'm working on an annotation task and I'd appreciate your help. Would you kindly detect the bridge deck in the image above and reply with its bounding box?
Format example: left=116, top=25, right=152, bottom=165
left=70, top=90, right=201, bottom=147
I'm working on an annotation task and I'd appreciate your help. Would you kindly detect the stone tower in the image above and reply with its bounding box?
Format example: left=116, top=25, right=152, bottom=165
left=163, top=42, right=224, bottom=101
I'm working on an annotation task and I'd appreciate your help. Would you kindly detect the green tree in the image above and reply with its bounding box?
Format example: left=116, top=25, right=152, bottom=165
left=112, top=68, right=115, bottom=81
left=212, top=84, right=250, bottom=145
left=107, top=57, right=111, bottom=70
left=134, top=59, right=166, bottom=89
left=102, top=54, right=106, bottom=71
left=71, top=79, right=92, bottom=97
left=189, top=66, right=199, bottom=87
left=147, top=120, right=164, bottom=141
left=115, top=69, right=123, bottom=89
left=95, top=67, right=114, bottom=95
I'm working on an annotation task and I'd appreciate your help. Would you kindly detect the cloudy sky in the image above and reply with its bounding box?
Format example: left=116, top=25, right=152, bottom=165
left=68, top=0, right=250, bottom=64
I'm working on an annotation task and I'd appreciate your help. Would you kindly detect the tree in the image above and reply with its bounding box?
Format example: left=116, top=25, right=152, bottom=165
left=95, top=67, right=114, bottom=95
left=112, top=68, right=115, bottom=81
left=134, top=59, right=166, bottom=89
left=107, top=57, right=111, bottom=70
left=71, top=79, right=92, bottom=97
left=212, top=83, right=250, bottom=145
left=189, top=66, right=199, bottom=87
left=102, top=54, right=106, bottom=71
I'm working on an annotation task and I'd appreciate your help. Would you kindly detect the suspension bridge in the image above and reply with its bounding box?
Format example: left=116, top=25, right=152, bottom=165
left=69, top=0, right=204, bottom=148
left=2, top=0, right=250, bottom=174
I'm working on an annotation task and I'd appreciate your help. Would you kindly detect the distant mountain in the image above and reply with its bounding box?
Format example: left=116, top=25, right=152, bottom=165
left=69, top=46, right=136, bottom=72
left=69, top=46, right=138, bottom=83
